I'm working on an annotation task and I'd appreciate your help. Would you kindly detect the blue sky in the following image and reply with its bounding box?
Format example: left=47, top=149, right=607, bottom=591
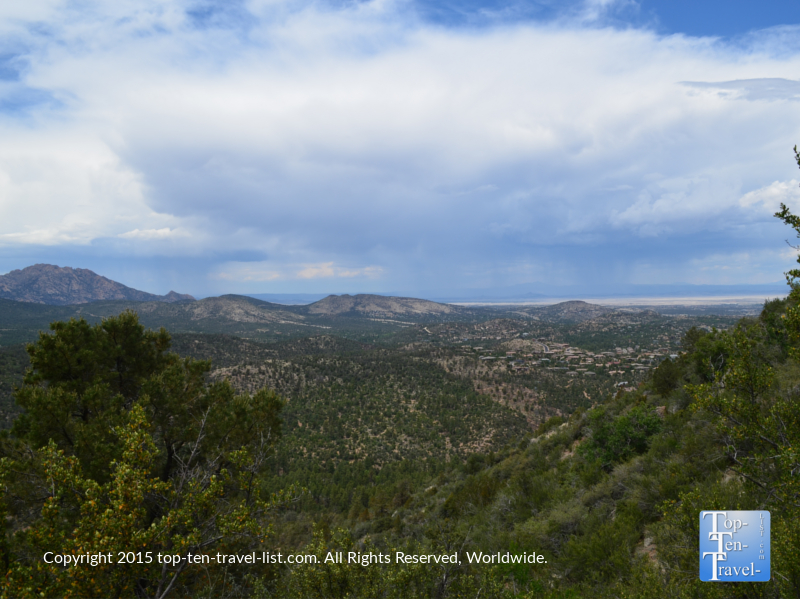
left=2, top=0, right=800, bottom=298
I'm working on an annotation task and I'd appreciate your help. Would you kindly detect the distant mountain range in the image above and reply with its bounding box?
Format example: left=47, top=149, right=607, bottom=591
left=0, top=264, right=195, bottom=305
left=0, top=264, right=468, bottom=317
left=0, top=265, right=482, bottom=347
left=0, top=293, right=481, bottom=348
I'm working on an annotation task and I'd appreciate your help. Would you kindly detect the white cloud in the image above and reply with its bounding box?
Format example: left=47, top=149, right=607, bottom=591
left=610, top=175, right=744, bottom=235
left=3, top=1, right=800, bottom=292
left=739, top=179, right=800, bottom=213
left=296, top=263, right=337, bottom=279
left=0, top=128, right=159, bottom=246
left=117, top=227, right=185, bottom=240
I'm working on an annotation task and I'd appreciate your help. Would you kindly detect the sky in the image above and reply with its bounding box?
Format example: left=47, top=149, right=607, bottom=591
left=3, top=1, right=800, bottom=299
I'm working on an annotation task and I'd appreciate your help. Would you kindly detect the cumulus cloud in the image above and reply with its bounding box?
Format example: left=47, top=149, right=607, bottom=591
left=2, top=1, right=800, bottom=294
left=740, top=179, right=800, bottom=212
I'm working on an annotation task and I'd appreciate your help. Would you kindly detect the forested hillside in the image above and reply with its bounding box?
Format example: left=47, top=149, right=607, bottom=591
left=265, top=205, right=800, bottom=598
left=258, top=299, right=800, bottom=597
left=0, top=299, right=792, bottom=597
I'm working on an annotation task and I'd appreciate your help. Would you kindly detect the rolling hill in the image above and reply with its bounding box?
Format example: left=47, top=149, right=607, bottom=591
left=304, top=293, right=463, bottom=317
left=516, top=300, right=659, bottom=323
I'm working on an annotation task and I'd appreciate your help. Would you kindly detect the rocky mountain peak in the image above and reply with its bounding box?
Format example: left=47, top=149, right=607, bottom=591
left=0, top=264, right=195, bottom=305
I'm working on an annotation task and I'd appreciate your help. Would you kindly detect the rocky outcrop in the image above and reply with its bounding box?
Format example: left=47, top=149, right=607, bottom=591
left=0, top=264, right=194, bottom=305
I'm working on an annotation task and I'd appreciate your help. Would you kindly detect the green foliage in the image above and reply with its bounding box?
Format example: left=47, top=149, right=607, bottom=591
left=560, top=509, right=641, bottom=585
left=687, top=323, right=800, bottom=596
left=0, top=312, right=287, bottom=598
left=11, top=313, right=171, bottom=481
left=760, top=297, right=791, bottom=356
left=212, top=344, right=529, bottom=515
left=681, top=325, right=706, bottom=354
left=579, top=405, right=663, bottom=468
left=652, top=357, right=681, bottom=396
left=441, top=471, right=504, bottom=517
left=534, top=414, right=565, bottom=436
left=690, top=329, right=729, bottom=383
left=0, top=345, right=27, bottom=429
left=0, top=304, right=781, bottom=599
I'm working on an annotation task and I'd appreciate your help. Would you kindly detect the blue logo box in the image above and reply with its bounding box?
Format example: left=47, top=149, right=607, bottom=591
left=699, top=511, right=770, bottom=582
